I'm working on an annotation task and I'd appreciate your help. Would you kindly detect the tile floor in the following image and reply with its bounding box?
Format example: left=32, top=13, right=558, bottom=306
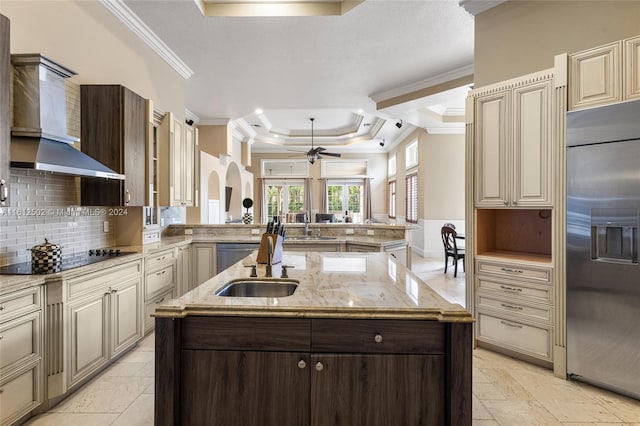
left=25, top=254, right=640, bottom=425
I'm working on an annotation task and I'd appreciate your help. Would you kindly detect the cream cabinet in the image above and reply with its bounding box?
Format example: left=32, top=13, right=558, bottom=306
left=64, top=261, right=143, bottom=388
left=473, top=71, right=553, bottom=207
left=475, top=257, right=554, bottom=364
left=193, top=243, right=217, bottom=286
left=0, top=286, right=44, bottom=426
left=143, top=248, right=177, bottom=335
left=569, top=34, right=640, bottom=109
left=177, top=244, right=193, bottom=295
left=158, top=113, right=196, bottom=207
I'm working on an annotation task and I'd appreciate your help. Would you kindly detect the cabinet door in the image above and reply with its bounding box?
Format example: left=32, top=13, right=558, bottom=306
left=183, top=125, right=195, bottom=207
left=194, top=244, right=216, bottom=285
left=180, top=350, right=310, bottom=426
left=474, top=91, right=510, bottom=207
left=0, top=15, right=9, bottom=207
left=171, top=118, right=184, bottom=206
left=512, top=79, right=552, bottom=206
left=111, top=276, right=143, bottom=357
left=569, top=41, right=622, bottom=110
left=625, top=35, right=640, bottom=100
left=177, top=245, right=193, bottom=295
left=67, top=292, right=109, bottom=385
left=311, top=354, right=444, bottom=426
left=122, top=87, right=146, bottom=207
left=0, top=362, right=42, bottom=426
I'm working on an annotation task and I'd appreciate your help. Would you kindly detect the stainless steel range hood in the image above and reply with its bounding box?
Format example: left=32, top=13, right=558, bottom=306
left=10, top=54, right=125, bottom=180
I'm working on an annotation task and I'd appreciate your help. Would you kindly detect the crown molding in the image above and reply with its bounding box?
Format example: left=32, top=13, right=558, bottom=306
left=100, top=0, right=194, bottom=80
left=458, top=0, right=506, bottom=16
left=199, top=118, right=231, bottom=126
left=185, top=109, right=200, bottom=125
left=369, top=64, right=474, bottom=104
left=424, top=126, right=465, bottom=135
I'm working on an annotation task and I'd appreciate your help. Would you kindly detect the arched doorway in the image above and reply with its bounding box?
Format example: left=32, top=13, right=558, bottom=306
left=207, top=171, right=221, bottom=224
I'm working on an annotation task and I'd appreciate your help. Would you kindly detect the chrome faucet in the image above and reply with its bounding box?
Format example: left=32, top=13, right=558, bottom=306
left=265, top=236, right=274, bottom=278
left=305, top=221, right=311, bottom=237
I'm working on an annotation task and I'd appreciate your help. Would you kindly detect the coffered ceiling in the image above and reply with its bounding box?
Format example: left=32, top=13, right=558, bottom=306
left=118, top=0, right=480, bottom=153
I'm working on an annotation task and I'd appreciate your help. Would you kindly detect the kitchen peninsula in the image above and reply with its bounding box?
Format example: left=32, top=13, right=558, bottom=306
left=153, top=251, right=472, bottom=425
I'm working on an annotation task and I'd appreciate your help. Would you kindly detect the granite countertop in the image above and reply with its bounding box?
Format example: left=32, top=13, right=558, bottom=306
left=154, top=252, right=472, bottom=323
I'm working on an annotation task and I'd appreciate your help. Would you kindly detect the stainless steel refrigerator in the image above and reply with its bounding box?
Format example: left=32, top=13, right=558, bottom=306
left=566, top=99, right=640, bottom=400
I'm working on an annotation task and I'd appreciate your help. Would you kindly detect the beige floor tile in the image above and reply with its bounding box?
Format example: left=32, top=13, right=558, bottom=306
left=111, top=394, right=154, bottom=426
left=119, top=348, right=155, bottom=363
left=482, top=399, right=562, bottom=426
left=472, top=421, right=500, bottom=426
left=543, top=400, right=622, bottom=422
left=142, top=381, right=155, bottom=394
left=473, top=367, right=492, bottom=384
left=51, top=376, right=153, bottom=413
left=24, top=413, right=118, bottom=425
left=573, top=383, right=640, bottom=422
left=473, top=381, right=509, bottom=400
left=102, top=361, right=149, bottom=377
left=561, top=423, right=626, bottom=426
left=473, top=394, right=495, bottom=420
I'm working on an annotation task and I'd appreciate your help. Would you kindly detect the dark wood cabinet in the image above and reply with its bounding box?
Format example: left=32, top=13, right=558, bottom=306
left=156, top=316, right=471, bottom=426
left=80, top=85, right=146, bottom=206
left=0, top=15, right=10, bottom=207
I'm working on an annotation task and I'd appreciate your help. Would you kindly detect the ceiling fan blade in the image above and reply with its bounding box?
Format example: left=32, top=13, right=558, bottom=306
left=314, top=147, right=326, bottom=152
left=318, top=152, right=341, bottom=157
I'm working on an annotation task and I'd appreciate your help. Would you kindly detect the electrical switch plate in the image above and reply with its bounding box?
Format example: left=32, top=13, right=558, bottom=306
left=367, top=229, right=375, bottom=236
left=103, top=221, right=109, bottom=233
left=184, top=229, right=193, bottom=235
left=251, top=229, right=260, bottom=235
left=345, top=228, right=354, bottom=235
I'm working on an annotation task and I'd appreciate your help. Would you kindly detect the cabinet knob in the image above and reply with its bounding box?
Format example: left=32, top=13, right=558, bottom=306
left=0, top=335, right=3, bottom=340
left=0, top=305, right=5, bottom=311
left=0, top=178, right=7, bottom=205
left=297, top=360, right=307, bottom=369
left=125, top=189, right=131, bottom=205
left=104, top=288, right=112, bottom=296
left=0, top=388, right=3, bottom=394
left=374, top=334, right=383, bottom=343
left=315, top=362, right=324, bottom=372
left=504, top=201, right=508, bottom=205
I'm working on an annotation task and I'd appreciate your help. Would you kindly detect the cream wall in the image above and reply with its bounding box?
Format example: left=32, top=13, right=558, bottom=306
left=474, top=1, right=640, bottom=87
left=3, top=0, right=186, bottom=116
left=249, top=151, right=388, bottom=224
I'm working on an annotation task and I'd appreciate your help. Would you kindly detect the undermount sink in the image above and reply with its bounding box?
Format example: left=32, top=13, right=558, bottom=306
left=215, top=278, right=299, bottom=297
left=286, top=236, right=337, bottom=241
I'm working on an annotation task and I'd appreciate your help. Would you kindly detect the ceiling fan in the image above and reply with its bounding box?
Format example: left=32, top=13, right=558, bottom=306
left=301, top=118, right=341, bottom=164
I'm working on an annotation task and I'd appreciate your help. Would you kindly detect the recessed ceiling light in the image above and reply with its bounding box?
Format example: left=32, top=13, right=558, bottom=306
left=254, top=108, right=263, bottom=115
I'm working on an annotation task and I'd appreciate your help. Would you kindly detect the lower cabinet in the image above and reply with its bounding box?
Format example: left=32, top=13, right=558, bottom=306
left=176, top=244, right=193, bottom=295
left=0, top=286, right=44, bottom=426
left=143, top=248, right=176, bottom=335
left=192, top=243, right=216, bottom=286
left=156, top=316, right=470, bottom=426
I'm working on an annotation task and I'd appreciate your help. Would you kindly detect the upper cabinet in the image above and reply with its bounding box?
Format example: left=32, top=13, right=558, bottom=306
left=473, top=70, right=553, bottom=208
left=569, top=35, right=640, bottom=110
left=80, top=85, right=146, bottom=206
left=158, top=113, right=196, bottom=207
left=0, top=15, right=10, bottom=207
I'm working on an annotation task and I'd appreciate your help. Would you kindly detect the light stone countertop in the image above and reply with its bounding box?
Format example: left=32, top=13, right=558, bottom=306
left=153, top=252, right=472, bottom=323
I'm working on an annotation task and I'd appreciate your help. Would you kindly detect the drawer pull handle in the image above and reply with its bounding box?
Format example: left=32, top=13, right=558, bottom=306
left=298, top=360, right=307, bottom=369
left=374, top=334, right=383, bottom=343
left=104, top=287, right=113, bottom=296
left=155, top=297, right=166, bottom=305
left=499, top=285, right=522, bottom=292
left=501, top=268, right=523, bottom=274
left=111, top=289, right=117, bottom=294
left=501, top=303, right=523, bottom=311
left=500, top=320, right=523, bottom=329
left=315, top=362, right=324, bottom=372
left=157, top=270, right=167, bottom=276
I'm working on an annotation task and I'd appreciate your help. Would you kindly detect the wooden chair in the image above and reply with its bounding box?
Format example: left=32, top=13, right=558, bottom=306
left=441, top=225, right=465, bottom=277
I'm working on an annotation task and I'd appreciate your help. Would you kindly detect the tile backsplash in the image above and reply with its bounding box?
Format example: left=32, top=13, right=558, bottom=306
left=0, top=168, right=115, bottom=267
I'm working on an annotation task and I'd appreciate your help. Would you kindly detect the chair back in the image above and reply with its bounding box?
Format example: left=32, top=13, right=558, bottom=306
left=443, top=222, right=456, bottom=230
left=441, top=226, right=458, bottom=253
left=294, top=213, right=307, bottom=223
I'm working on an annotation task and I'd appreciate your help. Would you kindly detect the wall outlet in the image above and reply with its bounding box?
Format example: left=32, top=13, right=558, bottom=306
left=103, top=221, right=109, bottom=233
left=251, top=228, right=260, bottom=235
left=184, top=229, right=193, bottom=235
left=367, top=229, right=375, bottom=236
left=345, top=228, right=354, bottom=235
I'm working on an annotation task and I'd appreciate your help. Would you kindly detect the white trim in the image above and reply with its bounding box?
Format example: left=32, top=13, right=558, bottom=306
left=100, top=0, right=194, bottom=80
left=185, top=109, right=200, bottom=125
left=369, top=64, right=474, bottom=103
left=458, top=0, right=506, bottom=16
left=425, top=126, right=465, bottom=134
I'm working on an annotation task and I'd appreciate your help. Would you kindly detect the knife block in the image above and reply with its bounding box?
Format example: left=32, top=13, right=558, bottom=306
left=256, top=233, right=284, bottom=264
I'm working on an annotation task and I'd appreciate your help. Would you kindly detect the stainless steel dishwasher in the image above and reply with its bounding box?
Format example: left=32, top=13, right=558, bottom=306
left=216, top=243, right=260, bottom=274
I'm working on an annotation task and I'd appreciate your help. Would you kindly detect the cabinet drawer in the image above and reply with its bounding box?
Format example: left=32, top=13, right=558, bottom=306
left=311, top=319, right=445, bottom=354
left=145, top=264, right=175, bottom=299
left=477, top=312, right=551, bottom=360
left=477, top=294, right=552, bottom=323
left=477, top=259, right=552, bottom=284
left=0, top=311, right=42, bottom=372
left=476, top=277, right=553, bottom=305
left=181, top=317, right=310, bottom=351
left=0, top=286, right=42, bottom=323
left=145, top=288, right=173, bottom=334
left=0, top=362, right=42, bottom=425
left=145, top=248, right=176, bottom=269
left=143, top=230, right=161, bottom=245
left=67, top=261, right=142, bottom=300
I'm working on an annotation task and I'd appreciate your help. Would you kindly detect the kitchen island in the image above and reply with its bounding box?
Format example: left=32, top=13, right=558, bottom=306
left=154, top=252, right=472, bottom=425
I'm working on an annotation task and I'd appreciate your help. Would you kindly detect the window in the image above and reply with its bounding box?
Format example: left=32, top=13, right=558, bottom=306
left=405, top=140, right=418, bottom=169
left=261, top=160, right=309, bottom=177
left=388, top=155, right=396, bottom=177
left=388, top=181, right=396, bottom=219
left=405, top=173, right=418, bottom=223
left=265, top=180, right=304, bottom=220
left=327, top=180, right=363, bottom=222
left=321, top=159, right=368, bottom=177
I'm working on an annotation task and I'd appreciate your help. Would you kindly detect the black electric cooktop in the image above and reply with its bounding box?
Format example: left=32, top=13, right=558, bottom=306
left=0, top=249, right=137, bottom=275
